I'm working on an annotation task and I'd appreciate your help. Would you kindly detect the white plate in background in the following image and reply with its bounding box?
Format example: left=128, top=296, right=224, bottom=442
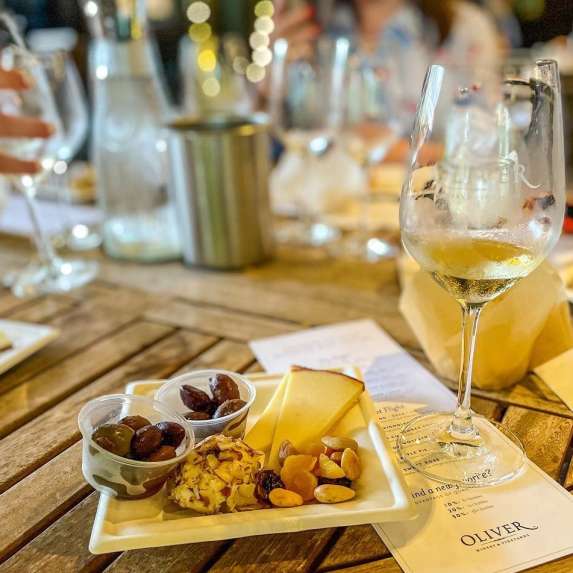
left=0, top=319, right=59, bottom=376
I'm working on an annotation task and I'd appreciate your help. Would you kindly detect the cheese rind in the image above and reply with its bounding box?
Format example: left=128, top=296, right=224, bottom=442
left=267, top=367, right=364, bottom=469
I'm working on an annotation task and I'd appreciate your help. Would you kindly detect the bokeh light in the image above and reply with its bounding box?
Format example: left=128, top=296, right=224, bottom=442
left=233, top=56, right=249, bottom=75
left=187, top=1, right=211, bottom=23
left=189, top=22, right=212, bottom=42
left=197, top=49, right=217, bottom=72
left=254, top=0, right=274, bottom=18
left=246, top=63, right=266, bottom=83
left=202, top=77, right=221, bottom=97
left=249, top=31, right=270, bottom=50
left=254, top=16, right=274, bottom=35
left=252, top=47, right=272, bottom=67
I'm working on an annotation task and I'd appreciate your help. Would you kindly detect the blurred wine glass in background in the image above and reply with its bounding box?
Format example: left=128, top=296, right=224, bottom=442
left=333, top=55, right=413, bottom=261
left=0, top=13, right=98, bottom=296
left=29, top=29, right=101, bottom=252
left=269, top=36, right=349, bottom=247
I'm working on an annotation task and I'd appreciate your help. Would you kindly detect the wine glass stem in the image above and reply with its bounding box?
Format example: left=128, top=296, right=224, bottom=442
left=22, top=187, right=60, bottom=271
left=451, top=302, right=484, bottom=438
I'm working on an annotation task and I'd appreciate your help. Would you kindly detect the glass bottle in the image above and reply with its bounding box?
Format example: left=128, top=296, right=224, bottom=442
left=81, top=0, right=181, bottom=261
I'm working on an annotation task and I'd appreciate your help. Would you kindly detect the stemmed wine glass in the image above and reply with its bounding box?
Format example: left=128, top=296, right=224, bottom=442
left=269, top=36, right=349, bottom=247
left=0, top=14, right=98, bottom=297
left=40, top=49, right=101, bottom=251
left=398, top=60, right=565, bottom=486
left=335, top=55, right=412, bottom=261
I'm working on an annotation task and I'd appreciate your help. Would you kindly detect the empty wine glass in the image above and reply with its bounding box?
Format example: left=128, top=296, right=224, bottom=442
left=269, top=36, right=349, bottom=247
left=397, top=60, right=565, bottom=486
left=0, top=13, right=98, bottom=297
left=39, top=49, right=101, bottom=251
left=335, top=55, right=412, bottom=261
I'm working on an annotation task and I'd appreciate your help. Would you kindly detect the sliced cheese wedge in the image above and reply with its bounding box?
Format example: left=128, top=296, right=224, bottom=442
left=244, top=372, right=289, bottom=451
left=267, top=366, right=364, bottom=469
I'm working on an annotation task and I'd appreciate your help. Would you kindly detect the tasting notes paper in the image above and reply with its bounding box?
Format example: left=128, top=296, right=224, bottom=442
left=250, top=319, right=573, bottom=573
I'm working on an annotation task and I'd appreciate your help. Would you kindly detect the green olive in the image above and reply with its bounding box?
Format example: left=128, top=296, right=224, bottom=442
left=92, top=423, right=134, bottom=457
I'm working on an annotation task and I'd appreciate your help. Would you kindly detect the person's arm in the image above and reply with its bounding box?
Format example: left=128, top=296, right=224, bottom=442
left=0, top=69, right=53, bottom=174
left=271, top=0, right=321, bottom=60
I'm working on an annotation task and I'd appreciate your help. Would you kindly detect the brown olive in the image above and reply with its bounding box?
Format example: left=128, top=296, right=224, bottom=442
left=184, top=411, right=211, bottom=421
left=147, top=445, right=177, bottom=462
left=131, top=425, right=162, bottom=458
left=179, top=384, right=215, bottom=413
left=92, top=423, right=134, bottom=457
left=213, top=399, right=246, bottom=419
left=119, top=415, right=151, bottom=432
left=209, top=373, right=240, bottom=404
left=155, top=421, right=186, bottom=448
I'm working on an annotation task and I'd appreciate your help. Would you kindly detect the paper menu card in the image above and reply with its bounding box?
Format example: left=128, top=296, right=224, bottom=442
left=250, top=319, right=573, bottom=573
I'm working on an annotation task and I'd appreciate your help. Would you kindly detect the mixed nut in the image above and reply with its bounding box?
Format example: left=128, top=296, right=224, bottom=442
left=91, top=416, right=186, bottom=462
left=180, top=373, right=246, bottom=421
left=253, top=435, right=362, bottom=508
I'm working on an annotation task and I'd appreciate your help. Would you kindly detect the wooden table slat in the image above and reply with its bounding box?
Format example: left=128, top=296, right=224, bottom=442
left=206, top=529, right=336, bottom=573
left=317, top=525, right=390, bottom=572
left=0, top=301, right=140, bottom=397
left=0, top=326, right=212, bottom=493
left=0, top=321, right=176, bottom=441
left=501, top=407, right=573, bottom=481
left=145, top=298, right=300, bottom=342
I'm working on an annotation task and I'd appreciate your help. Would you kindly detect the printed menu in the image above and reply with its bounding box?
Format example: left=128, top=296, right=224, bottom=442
left=251, top=319, right=573, bottom=573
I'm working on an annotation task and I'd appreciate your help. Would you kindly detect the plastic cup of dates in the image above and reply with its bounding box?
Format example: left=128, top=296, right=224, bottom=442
left=155, top=369, right=256, bottom=442
left=78, top=394, right=194, bottom=500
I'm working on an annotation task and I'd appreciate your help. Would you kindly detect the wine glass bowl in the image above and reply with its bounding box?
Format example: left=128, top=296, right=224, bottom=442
left=334, top=55, right=412, bottom=261
left=0, top=12, right=98, bottom=297
left=269, top=37, right=348, bottom=247
left=398, top=60, right=565, bottom=487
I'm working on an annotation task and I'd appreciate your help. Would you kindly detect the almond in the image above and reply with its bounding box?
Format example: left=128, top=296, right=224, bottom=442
left=318, top=453, right=345, bottom=479
left=314, top=484, right=355, bottom=504
left=341, top=448, right=361, bottom=480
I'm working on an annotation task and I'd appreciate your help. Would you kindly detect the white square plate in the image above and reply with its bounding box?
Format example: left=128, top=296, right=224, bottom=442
left=0, top=319, right=59, bottom=376
left=89, top=373, right=415, bottom=554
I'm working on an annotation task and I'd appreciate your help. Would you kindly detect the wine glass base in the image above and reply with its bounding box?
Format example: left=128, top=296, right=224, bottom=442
left=275, top=220, right=340, bottom=247
left=397, top=412, right=525, bottom=487
left=10, top=259, right=99, bottom=298
left=332, top=233, right=397, bottom=262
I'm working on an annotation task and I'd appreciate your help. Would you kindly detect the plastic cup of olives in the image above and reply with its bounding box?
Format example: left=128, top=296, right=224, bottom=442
left=155, top=369, right=256, bottom=443
left=78, top=394, right=194, bottom=500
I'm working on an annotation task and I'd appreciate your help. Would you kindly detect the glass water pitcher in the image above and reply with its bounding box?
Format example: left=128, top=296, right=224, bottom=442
left=81, top=0, right=181, bottom=261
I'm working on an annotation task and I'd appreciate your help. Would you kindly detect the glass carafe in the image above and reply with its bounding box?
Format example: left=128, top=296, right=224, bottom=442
left=81, top=0, right=180, bottom=261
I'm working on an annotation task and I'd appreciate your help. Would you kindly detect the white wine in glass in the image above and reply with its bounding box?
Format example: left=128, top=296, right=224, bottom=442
left=398, top=61, right=565, bottom=487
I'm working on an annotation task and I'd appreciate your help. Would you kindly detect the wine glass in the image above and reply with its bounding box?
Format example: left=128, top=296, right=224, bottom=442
left=269, top=36, right=349, bottom=247
left=335, top=55, right=413, bottom=261
left=0, top=13, right=98, bottom=297
left=398, top=60, right=565, bottom=486
left=39, top=50, right=101, bottom=251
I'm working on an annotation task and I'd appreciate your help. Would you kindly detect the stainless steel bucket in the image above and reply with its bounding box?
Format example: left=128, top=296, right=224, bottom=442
left=167, top=114, right=274, bottom=269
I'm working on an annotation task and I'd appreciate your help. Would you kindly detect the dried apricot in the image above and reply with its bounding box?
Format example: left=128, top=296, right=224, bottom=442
left=280, top=454, right=316, bottom=485
left=286, top=471, right=318, bottom=501
left=269, top=488, right=303, bottom=508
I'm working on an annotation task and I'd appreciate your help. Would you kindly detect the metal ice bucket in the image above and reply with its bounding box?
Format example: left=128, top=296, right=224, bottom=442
left=167, top=114, right=274, bottom=269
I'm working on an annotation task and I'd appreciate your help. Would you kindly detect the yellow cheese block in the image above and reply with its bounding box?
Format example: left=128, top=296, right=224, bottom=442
left=267, top=366, right=364, bottom=469
left=244, top=373, right=289, bottom=451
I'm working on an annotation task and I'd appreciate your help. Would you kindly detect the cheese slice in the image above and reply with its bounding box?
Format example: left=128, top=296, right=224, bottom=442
left=244, top=373, right=289, bottom=451
left=267, top=366, right=364, bottom=469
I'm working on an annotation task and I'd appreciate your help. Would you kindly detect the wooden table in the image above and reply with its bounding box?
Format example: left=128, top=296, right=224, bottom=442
left=0, top=233, right=571, bottom=573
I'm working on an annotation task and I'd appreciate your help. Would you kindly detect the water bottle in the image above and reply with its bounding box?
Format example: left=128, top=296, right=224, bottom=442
left=80, top=0, right=181, bottom=261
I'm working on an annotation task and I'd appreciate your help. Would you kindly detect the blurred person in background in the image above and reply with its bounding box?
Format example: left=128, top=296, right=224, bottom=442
left=273, top=0, right=501, bottom=81
left=271, top=0, right=502, bottom=162
left=0, top=68, right=52, bottom=174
